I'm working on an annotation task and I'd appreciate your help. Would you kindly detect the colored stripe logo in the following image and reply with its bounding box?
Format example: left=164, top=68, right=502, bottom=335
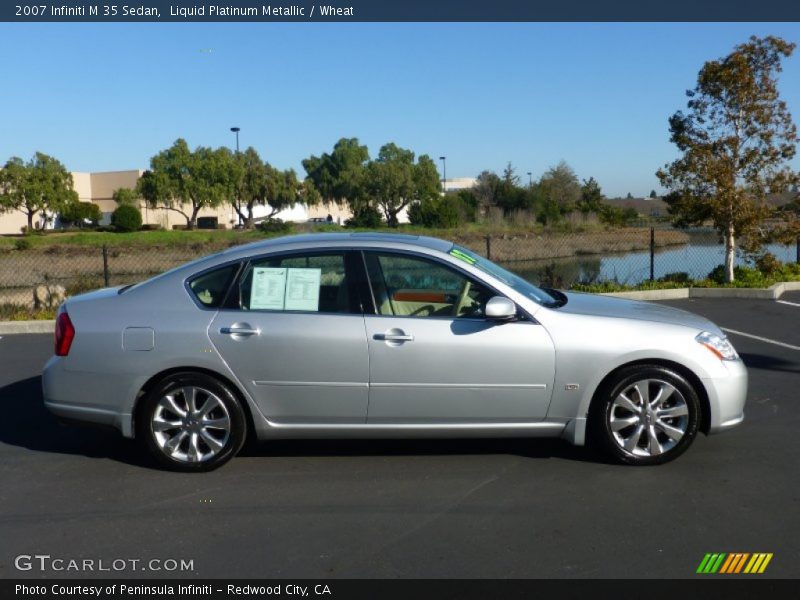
left=449, top=248, right=477, bottom=265
left=697, top=553, right=773, bottom=574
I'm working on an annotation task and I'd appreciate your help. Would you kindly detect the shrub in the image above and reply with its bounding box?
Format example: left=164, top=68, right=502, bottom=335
left=408, top=197, right=461, bottom=228
left=111, top=204, right=142, bottom=232
left=14, top=238, right=31, bottom=251
left=345, top=206, right=383, bottom=228
left=65, top=275, right=105, bottom=297
left=755, top=252, right=782, bottom=275
left=257, top=219, right=293, bottom=234
left=659, top=271, right=691, bottom=283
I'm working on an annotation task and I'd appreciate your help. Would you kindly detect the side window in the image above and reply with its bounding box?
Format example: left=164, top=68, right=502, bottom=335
left=365, top=252, right=494, bottom=318
left=236, top=252, right=358, bottom=314
left=188, top=264, right=238, bottom=308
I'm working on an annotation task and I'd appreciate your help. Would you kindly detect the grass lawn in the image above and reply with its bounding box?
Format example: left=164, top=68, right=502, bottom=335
left=0, top=228, right=270, bottom=250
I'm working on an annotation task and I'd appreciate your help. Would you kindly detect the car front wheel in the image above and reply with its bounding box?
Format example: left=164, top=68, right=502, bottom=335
left=138, top=372, right=246, bottom=472
left=591, top=365, right=701, bottom=465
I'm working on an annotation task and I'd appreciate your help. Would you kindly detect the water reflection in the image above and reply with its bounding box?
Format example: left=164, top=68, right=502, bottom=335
left=501, top=236, right=797, bottom=288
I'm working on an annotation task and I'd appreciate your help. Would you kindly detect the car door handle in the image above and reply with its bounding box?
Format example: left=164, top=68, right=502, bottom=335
left=220, top=326, right=260, bottom=336
left=374, top=333, right=414, bottom=342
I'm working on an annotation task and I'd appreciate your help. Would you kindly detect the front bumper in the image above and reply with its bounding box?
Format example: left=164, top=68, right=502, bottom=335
left=702, top=358, right=748, bottom=434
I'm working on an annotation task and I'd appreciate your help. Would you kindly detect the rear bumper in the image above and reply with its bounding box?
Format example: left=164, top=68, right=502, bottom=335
left=42, top=356, right=136, bottom=437
left=703, top=358, right=748, bottom=434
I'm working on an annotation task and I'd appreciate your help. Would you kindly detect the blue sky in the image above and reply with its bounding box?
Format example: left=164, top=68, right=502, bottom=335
left=1, top=22, right=799, bottom=197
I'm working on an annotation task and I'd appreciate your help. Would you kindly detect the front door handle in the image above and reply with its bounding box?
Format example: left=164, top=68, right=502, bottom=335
left=374, top=333, right=414, bottom=342
left=220, top=326, right=260, bottom=336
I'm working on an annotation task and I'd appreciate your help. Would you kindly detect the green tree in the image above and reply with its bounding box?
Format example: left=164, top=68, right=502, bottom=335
left=649, top=189, right=658, bottom=199
left=538, top=161, right=581, bottom=216
left=59, top=201, right=102, bottom=228
left=263, top=167, right=302, bottom=221
left=364, top=143, right=440, bottom=227
left=599, top=204, right=639, bottom=227
left=137, top=139, right=238, bottom=229
left=495, top=163, right=531, bottom=214
left=657, top=35, right=799, bottom=282
left=302, top=138, right=369, bottom=207
left=0, top=152, right=78, bottom=231
left=473, top=170, right=502, bottom=216
left=577, top=177, right=605, bottom=215
left=113, top=187, right=139, bottom=206
left=233, top=148, right=306, bottom=227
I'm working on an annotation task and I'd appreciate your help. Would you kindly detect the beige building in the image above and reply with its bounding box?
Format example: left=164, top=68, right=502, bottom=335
left=444, top=177, right=477, bottom=192
left=0, top=169, right=363, bottom=234
left=71, top=169, right=241, bottom=231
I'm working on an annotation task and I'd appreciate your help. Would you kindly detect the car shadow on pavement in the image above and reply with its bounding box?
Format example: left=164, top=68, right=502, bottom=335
left=740, top=352, right=800, bottom=374
left=1, top=375, right=609, bottom=467
left=0, top=375, right=151, bottom=468
left=243, top=436, right=609, bottom=464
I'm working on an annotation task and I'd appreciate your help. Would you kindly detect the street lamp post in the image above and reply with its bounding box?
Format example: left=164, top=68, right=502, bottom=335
left=527, top=171, right=532, bottom=188
left=439, top=156, right=446, bottom=195
left=230, top=127, right=241, bottom=226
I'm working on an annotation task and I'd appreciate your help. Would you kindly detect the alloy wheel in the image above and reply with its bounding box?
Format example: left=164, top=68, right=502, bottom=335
left=151, top=386, right=232, bottom=463
left=607, top=378, right=690, bottom=457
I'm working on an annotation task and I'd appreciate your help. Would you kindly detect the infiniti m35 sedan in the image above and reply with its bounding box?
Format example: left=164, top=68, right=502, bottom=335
left=43, top=233, right=747, bottom=471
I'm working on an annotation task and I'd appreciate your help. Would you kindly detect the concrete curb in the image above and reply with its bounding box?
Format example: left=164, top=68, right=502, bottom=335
left=603, top=280, right=800, bottom=301
left=0, top=320, right=55, bottom=335
left=2, top=281, right=800, bottom=334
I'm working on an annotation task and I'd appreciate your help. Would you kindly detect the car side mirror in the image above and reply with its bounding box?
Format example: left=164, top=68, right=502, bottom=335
left=485, top=296, right=517, bottom=321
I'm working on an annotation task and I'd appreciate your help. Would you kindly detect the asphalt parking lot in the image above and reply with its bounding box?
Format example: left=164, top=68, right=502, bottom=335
left=0, top=297, right=797, bottom=579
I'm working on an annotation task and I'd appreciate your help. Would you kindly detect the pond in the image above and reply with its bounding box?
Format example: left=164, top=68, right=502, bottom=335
left=499, top=230, right=799, bottom=287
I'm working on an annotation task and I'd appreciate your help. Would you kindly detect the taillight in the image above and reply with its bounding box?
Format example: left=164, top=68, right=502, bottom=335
left=55, top=311, right=75, bottom=356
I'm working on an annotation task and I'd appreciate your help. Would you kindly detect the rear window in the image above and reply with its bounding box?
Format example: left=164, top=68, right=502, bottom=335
left=188, top=264, right=238, bottom=308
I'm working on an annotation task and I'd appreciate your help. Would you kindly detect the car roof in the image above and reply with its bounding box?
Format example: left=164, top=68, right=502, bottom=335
left=220, top=232, right=454, bottom=258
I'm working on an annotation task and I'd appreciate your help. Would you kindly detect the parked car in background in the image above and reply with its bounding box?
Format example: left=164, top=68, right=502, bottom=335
left=43, top=233, right=747, bottom=471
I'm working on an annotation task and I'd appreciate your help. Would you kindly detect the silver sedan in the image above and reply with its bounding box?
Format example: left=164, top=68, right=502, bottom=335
left=42, top=233, right=747, bottom=471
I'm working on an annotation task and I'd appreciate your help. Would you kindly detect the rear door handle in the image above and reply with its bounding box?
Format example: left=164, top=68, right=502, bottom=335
left=220, top=326, right=260, bottom=336
left=374, top=333, right=414, bottom=342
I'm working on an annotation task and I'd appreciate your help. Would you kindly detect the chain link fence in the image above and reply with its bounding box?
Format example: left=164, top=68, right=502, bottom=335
left=455, top=227, right=800, bottom=289
left=2, top=227, right=799, bottom=317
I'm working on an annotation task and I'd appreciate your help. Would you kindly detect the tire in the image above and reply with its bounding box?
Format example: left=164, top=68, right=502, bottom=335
left=137, top=372, right=246, bottom=472
left=590, top=365, right=700, bottom=466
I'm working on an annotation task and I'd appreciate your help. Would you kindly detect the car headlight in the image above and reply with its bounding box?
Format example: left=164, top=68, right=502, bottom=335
left=696, top=331, right=739, bottom=361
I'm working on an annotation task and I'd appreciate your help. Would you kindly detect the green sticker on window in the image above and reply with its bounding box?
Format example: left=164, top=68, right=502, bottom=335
left=449, top=248, right=477, bottom=265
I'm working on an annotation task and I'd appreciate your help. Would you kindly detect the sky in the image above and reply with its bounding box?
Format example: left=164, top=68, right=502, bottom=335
left=1, top=22, right=799, bottom=198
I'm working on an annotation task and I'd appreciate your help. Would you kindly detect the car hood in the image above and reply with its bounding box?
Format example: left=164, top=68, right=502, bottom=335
left=556, top=291, right=723, bottom=335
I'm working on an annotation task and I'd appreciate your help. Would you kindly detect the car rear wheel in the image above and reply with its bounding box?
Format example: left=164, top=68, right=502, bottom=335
left=138, top=372, right=246, bottom=472
left=591, top=365, right=700, bottom=465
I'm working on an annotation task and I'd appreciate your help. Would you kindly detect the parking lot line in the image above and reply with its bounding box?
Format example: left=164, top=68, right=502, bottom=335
left=776, top=299, right=800, bottom=308
left=721, top=327, right=800, bottom=352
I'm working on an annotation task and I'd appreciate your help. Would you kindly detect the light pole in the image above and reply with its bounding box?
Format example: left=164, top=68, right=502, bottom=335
left=230, top=127, right=240, bottom=153
left=230, top=127, right=241, bottom=226
left=527, top=171, right=532, bottom=188
left=439, top=156, right=446, bottom=195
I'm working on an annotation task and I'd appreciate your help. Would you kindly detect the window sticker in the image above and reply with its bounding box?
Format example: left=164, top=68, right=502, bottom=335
left=449, top=248, right=477, bottom=265
left=284, top=268, right=321, bottom=311
left=250, top=267, right=287, bottom=310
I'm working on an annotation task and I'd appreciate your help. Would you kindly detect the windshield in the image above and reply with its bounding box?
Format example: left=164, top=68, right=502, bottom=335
left=449, top=245, right=560, bottom=307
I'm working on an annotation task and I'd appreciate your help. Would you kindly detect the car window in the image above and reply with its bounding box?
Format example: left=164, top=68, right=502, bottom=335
left=237, top=252, right=358, bottom=314
left=449, top=244, right=559, bottom=307
left=364, top=252, right=494, bottom=319
left=188, top=264, right=239, bottom=308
